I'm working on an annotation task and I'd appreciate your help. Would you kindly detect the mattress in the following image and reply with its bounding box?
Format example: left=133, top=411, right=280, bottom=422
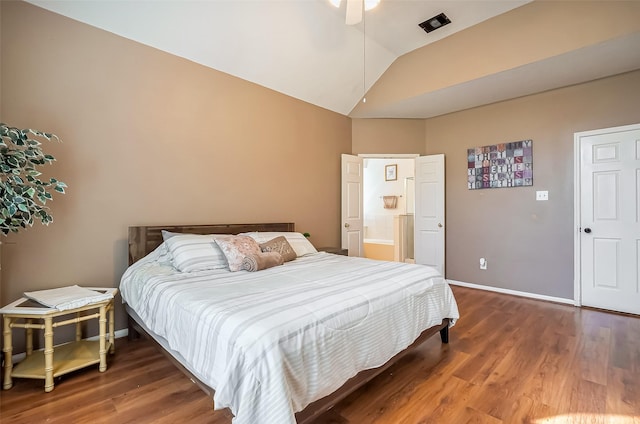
left=120, top=246, right=459, bottom=424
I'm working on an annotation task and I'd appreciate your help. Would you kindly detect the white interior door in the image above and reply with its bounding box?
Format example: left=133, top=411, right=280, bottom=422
left=341, top=154, right=364, bottom=257
left=414, top=154, right=445, bottom=274
left=576, top=123, right=640, bottom=315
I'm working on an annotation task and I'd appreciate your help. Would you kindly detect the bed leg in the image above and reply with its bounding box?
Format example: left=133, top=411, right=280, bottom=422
left=439, top=325, right=449, bottom=344
left=128, top=315, right=141, bottom=340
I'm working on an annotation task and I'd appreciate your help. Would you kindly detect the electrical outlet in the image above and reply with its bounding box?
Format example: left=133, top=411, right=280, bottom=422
left=536, top=190, right=549, bottom=201
left=480, top=258, right=487, bottom=270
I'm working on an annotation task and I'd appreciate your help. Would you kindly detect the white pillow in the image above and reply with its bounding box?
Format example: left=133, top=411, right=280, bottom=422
left=240, top=232, right=318, bottom=257
left=161, top=230, right=183, bottom=241
left=164, top=233, right=231, bottom=272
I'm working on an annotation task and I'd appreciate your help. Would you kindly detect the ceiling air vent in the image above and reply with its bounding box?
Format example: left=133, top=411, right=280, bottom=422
left=419, top=13, right=451, bottom=33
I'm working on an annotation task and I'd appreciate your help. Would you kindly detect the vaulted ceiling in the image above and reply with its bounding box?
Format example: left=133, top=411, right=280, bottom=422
left=26, top=0, right=640, bottom=118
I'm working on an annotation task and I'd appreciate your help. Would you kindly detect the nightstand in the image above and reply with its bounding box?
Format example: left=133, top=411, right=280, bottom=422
left=1, top=287, right=117, bottom=392
left=317, top=247, right=348, bottom=256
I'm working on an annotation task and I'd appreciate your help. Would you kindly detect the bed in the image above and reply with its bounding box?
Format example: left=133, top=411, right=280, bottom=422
left=121, top=222, right=459, bottom=424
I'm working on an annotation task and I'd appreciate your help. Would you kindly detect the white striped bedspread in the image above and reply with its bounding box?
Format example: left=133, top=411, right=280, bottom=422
left=120, top=248, right=460, bottom=424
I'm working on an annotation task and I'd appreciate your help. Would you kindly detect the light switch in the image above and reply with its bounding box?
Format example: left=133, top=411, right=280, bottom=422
left=536, top=190, right=549, bottom=201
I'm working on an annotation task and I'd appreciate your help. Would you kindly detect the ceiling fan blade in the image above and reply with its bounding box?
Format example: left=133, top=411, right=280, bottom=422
left=345, top=0, right=363, bottom=25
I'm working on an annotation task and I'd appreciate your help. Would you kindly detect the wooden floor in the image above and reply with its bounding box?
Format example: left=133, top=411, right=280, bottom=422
left=1, top=286, right=639, bottom=423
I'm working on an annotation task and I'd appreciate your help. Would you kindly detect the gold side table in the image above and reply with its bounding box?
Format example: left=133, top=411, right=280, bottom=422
left=1, top=287, right=117, bottom=392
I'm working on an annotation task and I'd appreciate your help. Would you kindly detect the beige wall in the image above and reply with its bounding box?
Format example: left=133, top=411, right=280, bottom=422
left=353, top=0, right=640, bottom=116
left=0, top=0, right=3, bottom=307
left=352, top=119, right=425, bottom=155
left=425, top=70, right=640, bottom=299
left=1, top=1, right=351, bottom=343
left=330, top=71, right=640, bottom=301
left=3, top=0, right=639, bottom=352
left=0, top=1, right=2, bottom=118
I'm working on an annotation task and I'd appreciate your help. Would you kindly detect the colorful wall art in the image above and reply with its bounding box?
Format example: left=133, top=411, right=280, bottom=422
left=467, top=139, right=533, bottom=189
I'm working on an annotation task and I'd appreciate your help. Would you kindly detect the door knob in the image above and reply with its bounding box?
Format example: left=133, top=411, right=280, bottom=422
left=344, top=223, right=350, bottom=228
left=438, top=223, right=443, bottom=228
left=583, top=227, right=592, bottom=234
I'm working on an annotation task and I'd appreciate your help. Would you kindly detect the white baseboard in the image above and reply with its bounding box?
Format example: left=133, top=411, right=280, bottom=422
left=446, top=279, right=576, bottom=306
left=7, top=328, right=129, bottom=365
left=86, top=328, right=129, bottom=341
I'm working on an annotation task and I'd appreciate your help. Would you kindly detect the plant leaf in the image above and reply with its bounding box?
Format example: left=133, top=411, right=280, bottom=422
left=0, top=124, right=65, bottom=234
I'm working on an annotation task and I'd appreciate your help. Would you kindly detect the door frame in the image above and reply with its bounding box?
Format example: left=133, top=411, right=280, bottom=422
left=358, top=154, right=420, bottom=159
left=573, top=122, right=640, bottom=307
left=354, top=154, right=419, bottom=259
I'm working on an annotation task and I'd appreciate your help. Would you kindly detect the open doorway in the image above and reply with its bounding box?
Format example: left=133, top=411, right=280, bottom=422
left=362, top=157, right=416, bottom=262
left=342, top=153, right=445, bottom=272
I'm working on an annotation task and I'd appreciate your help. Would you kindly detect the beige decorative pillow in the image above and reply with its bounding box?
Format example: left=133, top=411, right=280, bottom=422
left=259, top=236, right=297, bottom=262
left=215, top=235, right=261, bottom=272
left=241, top=232, right=318, bottom=257
left=241, top=252, right=284, bottom=272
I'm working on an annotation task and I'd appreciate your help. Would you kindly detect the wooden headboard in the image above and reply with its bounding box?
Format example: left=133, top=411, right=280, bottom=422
left=128, top=222, right=295, bottom=265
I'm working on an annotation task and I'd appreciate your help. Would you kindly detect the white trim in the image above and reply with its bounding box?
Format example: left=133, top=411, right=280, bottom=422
left=7, top=328, right=129, bottom=365
left=573, top=123, right=640, bottom=308
left=86, top=328, right=128, bottom=341
left=573, top=130, right=582, bottom=306
left=447, top=279, right=576, bottom=306
left=357, top=153, right=420, bottom=158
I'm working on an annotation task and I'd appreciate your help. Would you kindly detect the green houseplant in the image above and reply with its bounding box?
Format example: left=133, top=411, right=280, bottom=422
left=0, top=123, right=67, bottom=235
